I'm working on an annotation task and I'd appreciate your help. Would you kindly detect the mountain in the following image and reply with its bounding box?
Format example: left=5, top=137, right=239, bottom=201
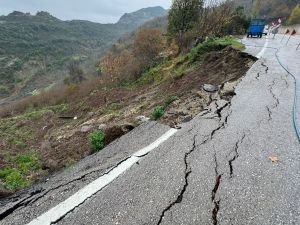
left=0, top=7, right=167, bottom=103
left=117, top=6, right=167, bottom=26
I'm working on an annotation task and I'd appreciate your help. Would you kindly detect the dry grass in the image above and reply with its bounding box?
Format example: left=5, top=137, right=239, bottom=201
left=0, top=78, right=104, bottom=118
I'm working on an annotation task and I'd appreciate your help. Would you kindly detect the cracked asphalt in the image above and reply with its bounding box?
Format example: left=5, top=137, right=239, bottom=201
left=1, top=35, right=299, bottom=225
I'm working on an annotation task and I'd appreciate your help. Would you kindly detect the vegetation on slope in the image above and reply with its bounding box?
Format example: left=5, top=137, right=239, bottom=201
left=0, top=1, right=254, bottom=196
left=235, top=0, right=299, bottom=24
left=0, top=7, right=167, bottom=100
left=0, top=36, right=253, bottom=195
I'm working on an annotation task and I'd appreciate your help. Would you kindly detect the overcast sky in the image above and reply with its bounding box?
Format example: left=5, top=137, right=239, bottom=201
left=0, top=0, right=172, bottom=23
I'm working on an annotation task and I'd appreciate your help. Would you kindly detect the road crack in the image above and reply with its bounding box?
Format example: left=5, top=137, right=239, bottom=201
left=266, top=106, right=272, bottom=121
left=228, top=134, right=246, bottom=178
left=211, top=152, right=222, bottom=225
left=255, top=72, right=260, bottom=80
left=261, top=62, right=269, bottom=73
left=0, top=188, right=44, bottom=220
left=268, top=80, right=280, bottom=108
left=0, top=156, right=132, bottom=220
left=156, top=135, right=198, bottom=225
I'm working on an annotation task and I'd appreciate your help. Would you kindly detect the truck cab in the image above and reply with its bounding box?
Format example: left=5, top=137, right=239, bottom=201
left=247, top=19, right=266, bottom=38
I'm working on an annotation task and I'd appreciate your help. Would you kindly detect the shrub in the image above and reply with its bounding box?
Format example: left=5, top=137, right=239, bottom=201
left=288, top=4, right=300, bottom=25
left=188, top=37, right=244, bottom=63
left=151, top=106, right=165, bottom=120
left=89, top=130, right=106, bottom=153
left=0, top=168, right=28, bottom=190
left=0, top=153, right=42, bottom=190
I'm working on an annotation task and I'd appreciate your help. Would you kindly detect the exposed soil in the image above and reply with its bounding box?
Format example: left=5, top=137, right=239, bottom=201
left=0, top=47, right=256, bottom=197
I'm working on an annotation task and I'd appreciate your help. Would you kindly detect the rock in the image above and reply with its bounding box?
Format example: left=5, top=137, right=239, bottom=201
left=203, top=84, right=219, bottom=93
left=135, top=115, right=150, bottom=124
left=182, top=115, right=193, bottom=123
left=220, top=81, right=237, bottom=100
left=87, top=112, right=95, bottom=117
left=57, top=136, right=64, bottom=141
left=80, top=126, right=92, bottom=133
left=98, top=124, right=107, bottom=130
left=82, top=119, right=96, bottom=126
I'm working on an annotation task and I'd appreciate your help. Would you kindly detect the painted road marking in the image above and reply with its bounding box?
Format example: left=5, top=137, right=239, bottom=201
left=256, top=37, right=269, bottom=59
left=27, top=128, right=178, bottom=225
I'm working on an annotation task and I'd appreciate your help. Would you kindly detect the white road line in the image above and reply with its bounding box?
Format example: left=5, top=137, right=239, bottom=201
left=27, top=128, right=178, bottom=225
left=256, top=37, right=269, bottom=59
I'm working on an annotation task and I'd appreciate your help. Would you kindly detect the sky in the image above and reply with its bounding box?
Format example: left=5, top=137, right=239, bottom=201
left=0, top=0, right=172, bottom=23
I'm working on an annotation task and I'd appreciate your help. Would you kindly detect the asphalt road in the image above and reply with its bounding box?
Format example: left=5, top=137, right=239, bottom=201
left=1, top=35, right=299, bottom=225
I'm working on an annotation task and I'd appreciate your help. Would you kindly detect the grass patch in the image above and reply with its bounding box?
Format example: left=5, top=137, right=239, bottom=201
left=187, top=36, right=244, bottom=63
left=89, top=130, right=106, bottom=153
left=0, top=169, right=28, bottom=190
left=0, top=152, right=42, bottom=190
left=16, top=153, right=41, bottom=174
left=132, top=37, right=244, bottom=87
left=151, top=106, right=165, bottom=120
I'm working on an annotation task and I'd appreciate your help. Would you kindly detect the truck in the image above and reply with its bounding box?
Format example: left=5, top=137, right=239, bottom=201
left=247, top=19, right=266, bottom=38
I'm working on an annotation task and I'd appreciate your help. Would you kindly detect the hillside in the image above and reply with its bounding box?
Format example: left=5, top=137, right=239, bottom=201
left=0, top=37, right=256, bottom=197
left=0, top=7, right=167, bottom=103
left=117, top=6, right=167, bottom=26
left=235, top=0, right=299, bottom=21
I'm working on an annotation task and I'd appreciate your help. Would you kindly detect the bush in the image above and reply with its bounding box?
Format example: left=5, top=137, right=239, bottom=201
left=89, top=130, right=106, bottom=153
left=288, top=4, right=300, bottom=25
left=0, top=168, right=28, bottom=190
left=0, top=153, right=42, bottom=190
left=152, top=106, right=165, bottom=120
left=188, top=37, right=244, bottom=63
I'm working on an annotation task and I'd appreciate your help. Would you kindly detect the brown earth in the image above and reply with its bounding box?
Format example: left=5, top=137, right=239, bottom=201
left=0, top=47, right=256, bottom=197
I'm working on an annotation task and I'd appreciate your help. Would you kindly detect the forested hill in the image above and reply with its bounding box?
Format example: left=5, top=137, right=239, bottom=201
left=235, top=0, right=299, bottom=21
left=0, top=7, right=167, bottom=102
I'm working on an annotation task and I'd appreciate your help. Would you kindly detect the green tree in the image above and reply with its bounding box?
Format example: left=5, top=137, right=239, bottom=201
left=288, top=4, right=300, bottom=25
left=168, top=0, right=204, bottom=49
left=222, top=6, right=250, bottom=35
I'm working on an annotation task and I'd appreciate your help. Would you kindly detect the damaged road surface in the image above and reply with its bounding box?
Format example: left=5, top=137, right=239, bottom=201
left=1, top=36, right=300, bottom=225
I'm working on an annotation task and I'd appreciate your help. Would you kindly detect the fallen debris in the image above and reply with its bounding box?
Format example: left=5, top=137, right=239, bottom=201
left=269, top=155, right=279, bottom=163
left=203, top=84, right=219, bottom=93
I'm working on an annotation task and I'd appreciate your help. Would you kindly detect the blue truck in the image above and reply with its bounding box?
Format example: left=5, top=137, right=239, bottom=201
left=247, top=19, right=266, bottom=38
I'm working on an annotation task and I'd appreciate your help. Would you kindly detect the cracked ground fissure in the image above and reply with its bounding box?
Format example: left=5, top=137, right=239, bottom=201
left=157, top=101, right=232, bottom=225
left=259, top=62, right=279, bottom=122
left=228, top=134, right=246, bottom=178
left=211, top=152, right=222, bottom=225
left=261, top=62, right=269, bottom=73
left=50, top=152, right=154, bottom=225
left=268, top=80, right=280, bottom=108
left=0, top=156, right=132, bottom=220
left=156, top=135, right=197, bottom=225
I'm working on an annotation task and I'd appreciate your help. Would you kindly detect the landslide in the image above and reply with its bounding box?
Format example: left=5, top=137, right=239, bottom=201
left=0, top=38, right=256, bottom=197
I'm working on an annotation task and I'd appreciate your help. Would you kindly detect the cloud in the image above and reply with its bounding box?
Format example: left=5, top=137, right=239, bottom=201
left=0, top=0, right=172, bottom=23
